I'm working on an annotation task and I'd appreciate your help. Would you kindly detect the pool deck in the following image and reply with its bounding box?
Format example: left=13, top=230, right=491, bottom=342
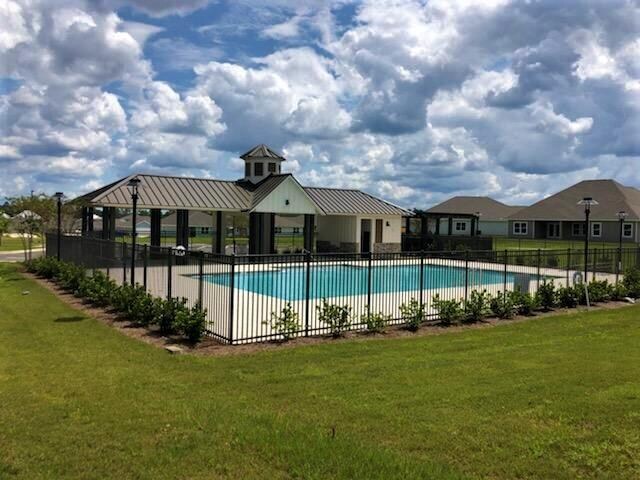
left=99, top=256, right=618, bottom=344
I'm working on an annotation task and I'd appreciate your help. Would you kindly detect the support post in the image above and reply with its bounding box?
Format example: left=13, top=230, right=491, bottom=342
left=303, top=214, right=315, bottom=253
left=215, top=211, right=223, bottom=254
left=81, top=206, right=88, bottom=234
left=150, top=209, right=162, bottom=248
left=536, top=248, right=541, bottom=291
left=464, top=249, right=469, bottom=309
left=419, top=251, right=425, bottom=311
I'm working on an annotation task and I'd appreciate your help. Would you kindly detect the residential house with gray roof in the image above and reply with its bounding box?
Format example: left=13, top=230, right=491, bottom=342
left=507, top=179, right=640, bottom=243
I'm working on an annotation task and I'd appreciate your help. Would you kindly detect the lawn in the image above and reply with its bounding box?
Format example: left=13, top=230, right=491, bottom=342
left=1, top=263, right=640, bottom=479
left=0, top=235, right=42, bottom=252
left=493, top=237, right=624, bottom=251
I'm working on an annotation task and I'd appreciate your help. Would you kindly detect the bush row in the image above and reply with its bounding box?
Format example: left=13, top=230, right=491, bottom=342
left=266, top=267, right=640, bottom=340
left=26, top=256, right=207, bottom=342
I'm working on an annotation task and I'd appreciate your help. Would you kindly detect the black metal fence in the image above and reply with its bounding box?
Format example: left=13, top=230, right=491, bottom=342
left=46, top=234, right=640, bottom=344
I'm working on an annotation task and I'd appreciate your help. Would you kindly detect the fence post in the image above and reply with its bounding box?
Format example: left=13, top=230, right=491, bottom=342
left=367, top=251, right=373, bottom=314
left=167, top=250, right=172, bottom=300
left=122, top=241, right=127, bottom=284
left=464, top=249, right=469, bottom=310
left=143, top=244, right=148, bottom=290
left=566, top=248, right=571, bottom=287
left=229, top=254, right=235, bottom=344
left=419, top=251, right=425, bottom=311
left=198, top=251, right=204, bottom=310
left=536, top=248, right=541, bottom=291
left=305, top=250, right=311, bottom=337
left=503, top=249, right=508, bottom=308
left=616, top=246, right=621, bottom=283
left=592, top=247, right=597, bottom=282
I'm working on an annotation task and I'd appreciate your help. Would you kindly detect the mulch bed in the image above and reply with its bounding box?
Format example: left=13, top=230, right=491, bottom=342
left=23, top=270, right=635, bottom=357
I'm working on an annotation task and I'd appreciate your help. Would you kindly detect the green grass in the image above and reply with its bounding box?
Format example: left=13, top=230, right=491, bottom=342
left=2, top=263, right=640, bottom=479
left=493, top=237, right=626, bottom=251
left=0, top=235, right=42, bottom=252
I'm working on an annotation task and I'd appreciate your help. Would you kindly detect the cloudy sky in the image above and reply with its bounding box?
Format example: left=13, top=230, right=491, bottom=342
left=1, top=0, right=639, bottom=208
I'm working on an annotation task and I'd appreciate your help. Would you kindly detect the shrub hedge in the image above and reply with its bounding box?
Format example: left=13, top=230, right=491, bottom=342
left=26, top=257, right=206, bottom=342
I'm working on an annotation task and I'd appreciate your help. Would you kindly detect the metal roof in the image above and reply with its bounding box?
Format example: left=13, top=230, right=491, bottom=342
left=304, top=187, right=411, bottom=216
left=425, top=196, right=523, bottom=221
left=239, top=144, right=286, bottom=161
left=510, top=179, right=640, bottom=221
left=78, top=173, right=410, bottom=216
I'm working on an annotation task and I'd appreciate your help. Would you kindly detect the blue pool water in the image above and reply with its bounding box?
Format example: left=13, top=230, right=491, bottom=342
left=203, top=264, right=527, bottom=301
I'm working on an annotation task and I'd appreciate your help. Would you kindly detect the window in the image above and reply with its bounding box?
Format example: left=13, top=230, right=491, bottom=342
left=623, top=223, right=633, bottom=238
left=591, top=222, right=601, bottom=237
left=455, top=221, right=467, bottom=232
left=274, top=227, right=282, bottom=234
left=513, top=222, right=528, bottom=235
left=572, top=223, right=585, bottom=237
left=268, top=162, right=277, bottom=173
left=244, top=162, right=251, bottom=177
left=254, top=162, right=264, bottom=176
left=375, top=219, right=383, bottom=243
left=201, top=227, right=210, bottom=234
left=292, top=227, right=300, bottom=234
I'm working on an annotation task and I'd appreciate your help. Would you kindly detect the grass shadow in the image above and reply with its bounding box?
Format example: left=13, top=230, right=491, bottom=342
left=54, top=316, right=86, bottom=323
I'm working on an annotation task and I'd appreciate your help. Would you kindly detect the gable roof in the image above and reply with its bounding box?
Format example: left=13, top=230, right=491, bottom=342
left=510, top=179, right=640, bottom=221
left=76, top=173, right=411, bottom=216
left=240, top=144, right=286, bottom=161
left=425, top=196, right=523, bottom=221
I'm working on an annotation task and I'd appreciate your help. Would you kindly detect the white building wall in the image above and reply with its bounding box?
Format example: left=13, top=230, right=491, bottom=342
left=252, top=177, right=318, bottom=215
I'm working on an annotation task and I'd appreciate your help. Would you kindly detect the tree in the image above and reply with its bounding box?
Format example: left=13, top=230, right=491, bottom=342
left=0, top=216, right=9, bottom=246
left=6, top=194, right=55, bottom=261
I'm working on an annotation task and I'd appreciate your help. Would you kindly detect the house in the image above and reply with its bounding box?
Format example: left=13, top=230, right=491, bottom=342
left=508, top=179, right=640, bottom=243
left=421, top=196, right=523, bottom=236
left=75, top=144, right=410, bottom=254
left=115, top=214, right=151, bottom=234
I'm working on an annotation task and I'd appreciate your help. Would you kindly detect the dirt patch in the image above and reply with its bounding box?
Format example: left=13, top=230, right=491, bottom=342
left=22, top=270, right=636, bottom=357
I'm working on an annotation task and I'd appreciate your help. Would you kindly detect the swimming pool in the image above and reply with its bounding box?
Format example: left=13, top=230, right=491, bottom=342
left=202, top=263, right=540, bottom=301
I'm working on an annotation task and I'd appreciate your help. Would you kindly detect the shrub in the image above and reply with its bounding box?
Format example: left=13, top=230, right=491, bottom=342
left=361, top=307, right=390, bottom=333
left=464, top=289, right=491, bottom=323
left=588, top=280, right=613, bottom=303
left=399, top=298, right=425, bottom=331
left=158, top=297, right=189, bottom=335
left=622, top=266, right=640, bottom=298
left=317, top=299, right=351, bottom=337
left=556, top=286, right=579, bottom=308
left=611, top=281, right=628, bottom=301
left=490, top=291, right=517, bottom=319
left=537, top=280, right=556, bottom=311
left=432, top=294, right=464, bottom=326
left=510, top=288, right=538, bottom=316
left=26, top=256, right=61, bottom=278
left=56, top=262, right=86, bottom=292
left=175, top=303, right=207, bottom=342
left=264, top=302, right=300, bottom=341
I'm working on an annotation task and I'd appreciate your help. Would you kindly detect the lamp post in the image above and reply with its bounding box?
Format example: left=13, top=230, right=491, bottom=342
left=578, top=197, right=598, bottom=281
left=474, top=211, right=482, bottom=236
left=54, top=192, right=63, bottom=260
left=617, top=210, right=627, bottom=274
left=127, top=177, right=141, bottom=285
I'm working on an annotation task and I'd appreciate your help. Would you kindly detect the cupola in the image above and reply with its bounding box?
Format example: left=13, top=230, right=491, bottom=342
left=240, top=144, right=286, bottom=183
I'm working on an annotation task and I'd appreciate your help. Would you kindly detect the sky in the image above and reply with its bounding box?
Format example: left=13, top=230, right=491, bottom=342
left=1, top=0, right=639, bottom=208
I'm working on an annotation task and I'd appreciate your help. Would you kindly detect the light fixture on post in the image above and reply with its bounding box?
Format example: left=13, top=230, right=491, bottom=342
left=474, top=211, right=482, bottom=236
left=577, top=197, right=598, bottom=282
left=127, top=177, right=141, bottom=285
left=54, top=192, right=63, bottom=261
left=616, top=210, right=627, bottom=275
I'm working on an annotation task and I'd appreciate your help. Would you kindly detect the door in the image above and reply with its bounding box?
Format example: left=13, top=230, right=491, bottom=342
left=547, top=222, right=560, bottom=239
left=375, top=219, right=383, bottom=245
left=360, top=219, right=371, bottom=253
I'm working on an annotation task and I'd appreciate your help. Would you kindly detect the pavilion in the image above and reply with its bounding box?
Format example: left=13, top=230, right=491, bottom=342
left=76, top=145, right=411, bottom=254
